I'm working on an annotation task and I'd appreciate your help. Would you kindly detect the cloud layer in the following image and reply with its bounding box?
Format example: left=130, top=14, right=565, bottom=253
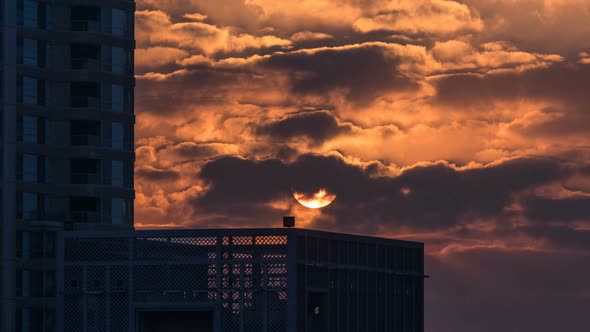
left=134, top=1, right=590, bottom=331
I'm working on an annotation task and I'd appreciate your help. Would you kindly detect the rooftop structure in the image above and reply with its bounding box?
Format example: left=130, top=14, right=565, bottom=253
left=58, top=227, right=425, bottom=332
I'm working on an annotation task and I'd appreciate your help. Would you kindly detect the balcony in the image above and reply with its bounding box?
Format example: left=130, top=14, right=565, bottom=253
left=71, top=20, right=101, bottom=33
left=70, top=173, right=100, bottom=185
left=70, top=96, right=99, bottom=108
left=20, top=211, right=42, bottom=222
left=70, top=211, right=101, bottom=223
left=71, top=120, right=101, bottom=146
left=71, top=159, right=100, bottom=185
left=70, top=195, right=100, bottom=223
left=70, top=82, right=100, bottom=108
left=71, top=134, right=100, bottom=146
left=71, top=58, right=101, bottom=71
left=71, top=6, right=101, bottom=32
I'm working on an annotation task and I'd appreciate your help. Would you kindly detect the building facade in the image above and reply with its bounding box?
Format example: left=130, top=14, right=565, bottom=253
left=58, top=228, right=425, bottom=332
left=1, top=0, right=136, bottom=330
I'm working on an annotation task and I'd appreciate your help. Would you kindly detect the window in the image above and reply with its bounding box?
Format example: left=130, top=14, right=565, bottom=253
left=21, top=116, right=37, bottom=143
left=21, top=232, right=31, bottom=257
left=17, top=154, right=49, bottom=183
left=18, top=77, right=47, bottom=105
left=70, top=81, right=99, bottom=107
left=111, top=198, right=125, bottom=225
left=112, top=8, right=126, bottom=36
left=111, top=47, right=125, bottom=74
left=21, top=271, right=31, bottom=296
left=71, top=43, right=101, bottom=70
left=111, top=160, right=123, bottom=187
left=23, top=39, right=37, bottom=66
left=21, top=192, right=38, bottom=221
left=23, top=0, right=38, bottom=28
left=70, top=159, right=100, bottom=184
left=111, top=84, right=125, bottom=112
left=111, top=122, right=124, bottom=149
left=18, top=231, right=45, bottom=258
left=70, top=120, right=100, bottom=146
left=19, top=115, right=47, bottom=144
left=18, top=270, right=44, bottom=298
left=22, top=154, right=37, bottom=182
left=71, top=6, right=101, bottom=31
left=69, top=196, right=99, bottom=223
left=23, top=77, right=37, bottom=104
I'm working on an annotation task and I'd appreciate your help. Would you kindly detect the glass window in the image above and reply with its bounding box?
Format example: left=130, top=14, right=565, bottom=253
left=44, top=232, right=56, bottom=258
left=111, top=122, right=123, bottom=149
left=23, top=77, right=37, bottom=104
left=21, top=271, right=31, bottom=296
left=22, top=154, right=37, bottom=182
left=22, top=232, right=31, bottom=258
left=23, top=0, right=38, bottom=28
left=111, top=198, right=125, bottom=224
left=22, top=192, right=38, bottom=220
left=23, top=39, right=37, bottom=66
left=18, top=307, right=43, bottom=332
left=111, top=160, right=123, bottom=187
left=20, top=270, right=44, bottom=298
left=111, top=47, right=125, bottom=74
left=111, top=84, right=125, bottom=112
left=112, top=8, right=126, bottom=36
left=19, top=231, right=45, bottom=258
left=44, top=156, right=51, bottom=183
left=22, top=115, right=37, bottom=143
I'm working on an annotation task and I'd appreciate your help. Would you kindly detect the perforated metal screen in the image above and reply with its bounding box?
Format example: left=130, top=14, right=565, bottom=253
left=58, top=228, right=424, bottom=332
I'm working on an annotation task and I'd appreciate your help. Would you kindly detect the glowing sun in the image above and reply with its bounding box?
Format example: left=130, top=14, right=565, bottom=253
left=293, top=189, right=336, bottom=209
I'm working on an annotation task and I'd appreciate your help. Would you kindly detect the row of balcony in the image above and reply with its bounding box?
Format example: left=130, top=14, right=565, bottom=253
left=19, top=4, right=131, bottom=39
left=19, top=134, right=133, bottom=150
left=17, top=157, right=129, bottom=186
left=22, top=96, right=131, bottom=111
left=19, top=211, right=129, bottom=225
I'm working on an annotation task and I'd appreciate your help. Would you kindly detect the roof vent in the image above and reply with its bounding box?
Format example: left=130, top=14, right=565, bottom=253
left=283, top=216, right=295, bottom=228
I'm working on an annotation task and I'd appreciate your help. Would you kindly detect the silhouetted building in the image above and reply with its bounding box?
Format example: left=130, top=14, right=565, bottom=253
left=58, top=228, right=425, bottom=331
left=1, top=1, right=135, bottom=330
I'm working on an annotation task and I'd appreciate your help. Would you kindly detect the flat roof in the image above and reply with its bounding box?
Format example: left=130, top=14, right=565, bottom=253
left=61, top=227, right=423, bottom=248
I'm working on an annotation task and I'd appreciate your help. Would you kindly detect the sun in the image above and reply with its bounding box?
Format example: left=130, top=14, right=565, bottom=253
left=293, top=189, right=336, bottom=209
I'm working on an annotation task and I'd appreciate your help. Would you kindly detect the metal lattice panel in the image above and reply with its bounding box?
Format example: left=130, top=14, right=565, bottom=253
left=60, top=228, right=424, bottom=332
left=64, top=238, right=129, bottom=262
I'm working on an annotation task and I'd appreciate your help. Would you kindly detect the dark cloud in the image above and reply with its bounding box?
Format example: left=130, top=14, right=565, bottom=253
left=256, top=110, right=354, bottom=145
left=167, top=142, right=219, bottom=159
left=523, top=224, right=590, bottom=253
left=434, top=64, right=590, bottom=108
left=523, top=197, right=590, bottom=222
left=136, top=67, right=254, bottom=115
left=261, top=44, right=420, bottom=103
left=195, top=155, right=570, bottom=230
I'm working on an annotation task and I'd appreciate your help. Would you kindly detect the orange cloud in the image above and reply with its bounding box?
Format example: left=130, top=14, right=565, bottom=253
left=353, top=0, right=484, bottom=36
left=135, top=10, right=292, bottom=55
left=290, top=31, right=334, bottom=42
left=135, top=47, right=189, bottom=70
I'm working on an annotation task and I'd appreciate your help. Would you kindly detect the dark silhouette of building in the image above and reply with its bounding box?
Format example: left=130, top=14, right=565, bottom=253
left=1, top=1, right=135, bottom=330
left=58, top=228, right=425, bottom=331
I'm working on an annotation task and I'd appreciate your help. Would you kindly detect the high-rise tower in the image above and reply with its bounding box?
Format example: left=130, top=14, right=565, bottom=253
left=1, top=1, right=135, bottom=330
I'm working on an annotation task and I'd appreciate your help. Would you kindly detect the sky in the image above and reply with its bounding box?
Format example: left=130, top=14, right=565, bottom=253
left=132, top=1, right=590, bottom=331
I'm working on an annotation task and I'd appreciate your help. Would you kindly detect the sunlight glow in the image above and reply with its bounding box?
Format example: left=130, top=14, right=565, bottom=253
left=293, top=189, right=336, bottom=209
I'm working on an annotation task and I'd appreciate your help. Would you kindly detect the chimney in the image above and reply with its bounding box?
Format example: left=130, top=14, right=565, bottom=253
left=283, top=216, right=295, bottom=228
